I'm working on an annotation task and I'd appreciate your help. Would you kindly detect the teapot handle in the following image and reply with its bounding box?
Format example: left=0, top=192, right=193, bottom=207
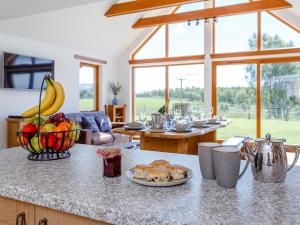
left=239, top=152, right=250, bottom=179
left=286, top=146, right=299, bottom=172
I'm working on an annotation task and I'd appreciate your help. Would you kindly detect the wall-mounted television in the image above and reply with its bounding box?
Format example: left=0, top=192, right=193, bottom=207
left=2, top=52, right=54, bottom=90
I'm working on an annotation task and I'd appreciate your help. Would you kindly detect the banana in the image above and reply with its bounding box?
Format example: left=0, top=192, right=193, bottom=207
left=41, top=79, right=65, bottom=116
left=21, top=79, right=56, bottom=118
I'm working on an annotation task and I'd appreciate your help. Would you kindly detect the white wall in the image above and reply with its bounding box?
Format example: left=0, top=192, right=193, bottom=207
left=0, top=32, right=80, bottom=148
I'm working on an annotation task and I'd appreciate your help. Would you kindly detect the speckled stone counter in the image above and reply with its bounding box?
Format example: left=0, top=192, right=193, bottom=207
left=0, top=145, right=300, bottom=225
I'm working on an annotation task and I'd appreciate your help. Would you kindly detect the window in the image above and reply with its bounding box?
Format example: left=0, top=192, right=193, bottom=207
left=133, top=64, right=204, bottom=120
left=133, top=67, right=166, bottom=119
left=176, top=2, right=204, bottom=13
left=168, top=64, right=205, bottom=111
left=261, top=62, right=300, bottom=144
left=215, top=0, right=249, bottom=7
left=261, top=12, right=300, bottom=50
left=215, top=13, right=258, bottom=53
left=216, top=64, right=257, bottom=139
left=169, top=21, right=204, bottom=57
left=79, top=63, right=99, bottom=111
left=134, top=26, right=166, bottom=60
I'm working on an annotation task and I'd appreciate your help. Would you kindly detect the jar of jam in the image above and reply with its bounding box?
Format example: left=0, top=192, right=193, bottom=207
left=97, top=147, right=121, bottom=177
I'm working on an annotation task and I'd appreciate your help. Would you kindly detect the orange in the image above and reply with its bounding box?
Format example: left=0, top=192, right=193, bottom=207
left=58, top=122, right=71, bottom=130
left=54, top=126, right=68, bottom=139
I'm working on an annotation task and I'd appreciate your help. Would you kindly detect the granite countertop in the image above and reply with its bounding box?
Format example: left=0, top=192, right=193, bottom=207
left=0, top=145, right=300, bottom=225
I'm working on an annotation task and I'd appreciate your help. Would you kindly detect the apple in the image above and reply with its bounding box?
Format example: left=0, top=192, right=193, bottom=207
left=41, top=133, right=57, bottom=148
left=68, top=123, right=80, bottom=142
left=22, top=124, right=37, bottom=138
left=30, top=135, right=43, bottom=153
left=55, top=137, right=71, bottom=152
left=41, top=123, right=56, bottom=133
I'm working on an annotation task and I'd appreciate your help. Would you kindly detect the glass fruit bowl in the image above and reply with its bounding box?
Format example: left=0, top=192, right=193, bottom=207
left=17, top=128, right=81, bottom=161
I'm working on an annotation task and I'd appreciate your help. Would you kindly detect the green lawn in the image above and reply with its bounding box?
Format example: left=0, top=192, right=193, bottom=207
left=218, top=118, right=300, bottom=144
left=80, top=99, right=94, bottom=111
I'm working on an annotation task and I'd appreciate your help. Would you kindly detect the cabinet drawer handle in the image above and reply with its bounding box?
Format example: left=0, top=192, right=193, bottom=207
left=38, top=218, right=48, bottom=225
left=16, top=212, right=26, bottom=225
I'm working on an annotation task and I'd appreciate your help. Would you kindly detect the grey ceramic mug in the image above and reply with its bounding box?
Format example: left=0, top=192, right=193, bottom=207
left=213, top=147, right=249, bottom=189
left=198, top=142, right=222, bottom=180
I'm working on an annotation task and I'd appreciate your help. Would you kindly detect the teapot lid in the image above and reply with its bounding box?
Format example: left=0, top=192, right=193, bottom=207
left=256, top=134, right=286, bottom=143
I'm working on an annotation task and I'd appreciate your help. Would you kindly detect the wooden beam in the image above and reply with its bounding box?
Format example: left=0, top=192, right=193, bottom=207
left=74, top=54, right=107, bottom=65
left=133, top=0, right=292, bottom=29
left=105, top=0, right=206, bottom=17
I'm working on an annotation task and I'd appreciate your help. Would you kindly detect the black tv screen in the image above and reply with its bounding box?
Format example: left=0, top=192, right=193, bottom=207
left=2, top=52, right=54, bottom=90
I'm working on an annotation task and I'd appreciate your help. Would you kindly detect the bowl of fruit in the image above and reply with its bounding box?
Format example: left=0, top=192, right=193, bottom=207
left=17, top=74, right=81, bottom=161
left=17, top=113, right=80, bottom=161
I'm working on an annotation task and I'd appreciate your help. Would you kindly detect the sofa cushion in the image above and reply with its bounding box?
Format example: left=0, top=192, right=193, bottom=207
left=95, top=116, right=112, bottom=132
left=91, top=132, right=113, bottom=145
left=82, top=116, right=99, bottom=133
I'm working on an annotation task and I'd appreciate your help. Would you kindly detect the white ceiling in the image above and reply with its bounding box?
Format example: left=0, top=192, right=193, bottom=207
left=0, top=0, right=106, bottom=20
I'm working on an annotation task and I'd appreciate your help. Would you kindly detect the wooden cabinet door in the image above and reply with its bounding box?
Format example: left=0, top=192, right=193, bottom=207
left=0, top=197, right=34, bottom=225
left=35, top=206, right=111, bottom=225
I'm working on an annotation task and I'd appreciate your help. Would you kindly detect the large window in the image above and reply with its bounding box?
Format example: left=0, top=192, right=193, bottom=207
left=215, top=13, right=258, bottom=53
left=169, top=21, right=204, bottom=57
left=79, top=63, right=99, bottom=111
left=168, top=64, right=205, bottom=111
left=134, top=26, right=166, bottom=60
left=133, top=64, right=204, bottom=120
left=134, top=67, right=166, bottom=119
left=216, top=64, right=257, bottom=139
left=261, top=12, right=300, bottom=50
left=261, top=62, right=300, bottom=144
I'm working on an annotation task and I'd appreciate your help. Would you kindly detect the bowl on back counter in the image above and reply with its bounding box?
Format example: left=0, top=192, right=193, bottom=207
left=17, top=113, right=81, bottom=161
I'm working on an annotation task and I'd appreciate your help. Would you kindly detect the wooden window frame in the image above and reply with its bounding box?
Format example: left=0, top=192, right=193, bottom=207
left=79, top=62, right=100, bottom=112
left=212, top=56, right=300, bottom=142
left=132, top=62, right=204, bottom=121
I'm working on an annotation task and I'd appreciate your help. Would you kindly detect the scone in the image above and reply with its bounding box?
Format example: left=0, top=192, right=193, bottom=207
left=146, top=168, right=170, bottom=182
left=167, top=165, right=188, bottom=180
left=150, top=160, right=170, bottom=169
left=133, top=165, right=154, bottom=179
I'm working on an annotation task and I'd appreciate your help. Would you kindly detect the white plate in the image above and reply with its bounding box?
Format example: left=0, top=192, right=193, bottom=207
left=171, top=128, right=192, bottom=133
left=126, top=168, right=193, bottom=187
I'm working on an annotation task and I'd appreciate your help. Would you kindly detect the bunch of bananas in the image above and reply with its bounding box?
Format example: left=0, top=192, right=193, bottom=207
left=22, top=78, right=65, bottom=118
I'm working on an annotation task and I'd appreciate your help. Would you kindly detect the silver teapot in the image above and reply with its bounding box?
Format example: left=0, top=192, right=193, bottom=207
left=151, top=113, right=165, bottom=129
left=243, top=134, right=299, bottom=183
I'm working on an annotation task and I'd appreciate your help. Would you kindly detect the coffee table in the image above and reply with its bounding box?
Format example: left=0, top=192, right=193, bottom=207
left=113, top=122, right=228, bottom=155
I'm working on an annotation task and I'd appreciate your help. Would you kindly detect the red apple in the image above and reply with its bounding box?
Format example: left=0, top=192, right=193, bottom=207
left=41, top=134, right=57, bottom=148
left=21, top=124, right=37, bottom=138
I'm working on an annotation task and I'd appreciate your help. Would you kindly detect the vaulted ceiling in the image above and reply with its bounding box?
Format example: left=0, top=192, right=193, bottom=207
left=0, top=0, right=106, bottom=20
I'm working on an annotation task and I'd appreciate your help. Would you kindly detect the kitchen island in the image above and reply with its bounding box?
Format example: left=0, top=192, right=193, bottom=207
left=0, top=144, right=300, bottom=225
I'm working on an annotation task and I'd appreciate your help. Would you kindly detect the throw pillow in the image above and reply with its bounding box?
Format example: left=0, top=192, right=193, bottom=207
left=82, top=116, right=99, bottom=133
left=95, top=116, right=111, bottom=132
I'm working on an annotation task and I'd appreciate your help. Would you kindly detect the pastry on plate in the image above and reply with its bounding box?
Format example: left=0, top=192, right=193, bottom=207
left=150, top=160, right=170, bottom=169
left=146, top=168, right=170, bottom=182
left=133, top=165, right=154, bottom=179
left=167, top=165, right=188, bottom=180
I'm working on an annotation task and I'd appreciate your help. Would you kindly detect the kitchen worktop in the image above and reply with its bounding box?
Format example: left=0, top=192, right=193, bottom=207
left=0, top=145, right=300, bottom=225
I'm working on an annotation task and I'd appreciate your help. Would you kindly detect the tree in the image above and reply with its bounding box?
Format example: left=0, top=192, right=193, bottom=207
left=246, top=33, right=300, bottom=120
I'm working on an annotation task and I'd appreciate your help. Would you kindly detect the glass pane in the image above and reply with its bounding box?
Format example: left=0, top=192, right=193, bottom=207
left=169, top=21, right=204, bottom=57
left=215, top=13, right=257, bottom=53
left=217, top=64, right=257, bottom=139
left=134, top=67, right=166, bottom=120
left=80, top=66, right=96, bottom=111
left=168, top=64, right=205, bottom=113
left=261, top=12, right=300, bottom=50
left=134, top=26, right=166, bottom=59
left=261, top=62, right=300, bottom=144
left=176, top=2, right=204, bottom=13
left=215, top=0, right=249, bottom=7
